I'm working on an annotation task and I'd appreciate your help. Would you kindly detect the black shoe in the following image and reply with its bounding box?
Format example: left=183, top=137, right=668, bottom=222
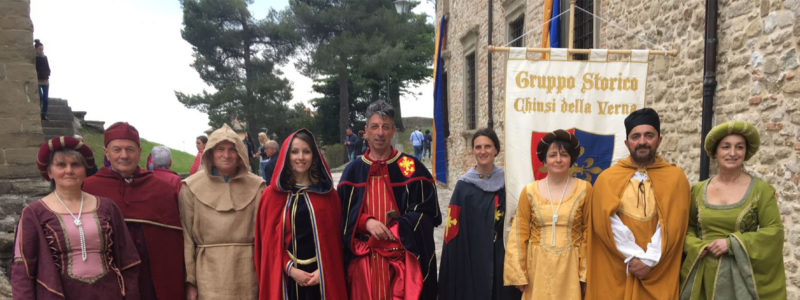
left=41, top=115, right=48, bottom=121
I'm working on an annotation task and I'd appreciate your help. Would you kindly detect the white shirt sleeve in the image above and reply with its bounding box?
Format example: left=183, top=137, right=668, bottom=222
left=610, top=214, right=662, bottom=273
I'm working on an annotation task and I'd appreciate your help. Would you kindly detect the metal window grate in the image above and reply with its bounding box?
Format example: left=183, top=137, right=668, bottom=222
left=466, top=53, right=476, bottom=130
left=571, top=0, right=593, bottom=60
left=509, top=16, right=525, bottom=47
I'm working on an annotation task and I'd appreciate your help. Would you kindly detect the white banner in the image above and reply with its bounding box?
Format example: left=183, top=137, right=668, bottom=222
left=503, top=48, right=649, bottom=222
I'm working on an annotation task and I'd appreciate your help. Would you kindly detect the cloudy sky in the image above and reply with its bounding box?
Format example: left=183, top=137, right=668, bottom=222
left=30, top=0, right=434, bottom=153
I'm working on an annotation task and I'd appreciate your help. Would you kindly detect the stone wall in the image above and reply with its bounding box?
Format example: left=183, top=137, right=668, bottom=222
left=0, top=0, right=44, bottom=179
left=439, top=0, right=800, bottom=296
left=0, top=0, right=49, bottom=296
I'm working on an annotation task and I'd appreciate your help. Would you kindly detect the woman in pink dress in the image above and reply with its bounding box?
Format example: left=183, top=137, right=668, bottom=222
left=11, top=136, right=141, bottom=299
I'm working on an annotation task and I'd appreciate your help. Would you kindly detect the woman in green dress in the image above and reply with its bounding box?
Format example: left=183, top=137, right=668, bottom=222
left=680, top=121, right=786, bottom=299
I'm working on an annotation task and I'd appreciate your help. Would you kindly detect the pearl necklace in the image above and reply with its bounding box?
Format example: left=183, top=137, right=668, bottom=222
left=54, top=191, right=87, bottom=261
left=545, top=176, right=570, bottom=246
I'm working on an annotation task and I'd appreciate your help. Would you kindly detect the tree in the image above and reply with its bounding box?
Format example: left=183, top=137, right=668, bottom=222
left=290, top=0, right=433, bottom=139
left=176, top=0, right=298, bottom=139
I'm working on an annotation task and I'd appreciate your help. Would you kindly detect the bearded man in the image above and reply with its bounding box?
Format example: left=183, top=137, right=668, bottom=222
left=585, top=108, right=690, bottom=300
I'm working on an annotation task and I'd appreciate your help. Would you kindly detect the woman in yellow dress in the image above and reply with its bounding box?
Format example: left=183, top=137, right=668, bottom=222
left=504, top=129, right=591, bottom=299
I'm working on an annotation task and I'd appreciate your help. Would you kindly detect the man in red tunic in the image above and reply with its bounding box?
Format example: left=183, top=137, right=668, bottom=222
left=150, top=145, right=182, bottom=192
left=83, top=122, right=185, bottom=300
left=339, top=101, right=441, bottom=300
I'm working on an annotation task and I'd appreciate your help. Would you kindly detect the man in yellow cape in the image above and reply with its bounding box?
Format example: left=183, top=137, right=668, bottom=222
left=585, top=108, right=690, bottom=299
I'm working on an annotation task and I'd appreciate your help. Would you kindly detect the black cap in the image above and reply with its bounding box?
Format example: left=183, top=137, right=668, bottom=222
left=624, top=108, right=660, bottom=136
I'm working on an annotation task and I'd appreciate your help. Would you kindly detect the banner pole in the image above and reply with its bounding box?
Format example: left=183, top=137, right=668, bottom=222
left=568, top=0, right=576, bottom=59
left=487, top=46, right=678, bottom=56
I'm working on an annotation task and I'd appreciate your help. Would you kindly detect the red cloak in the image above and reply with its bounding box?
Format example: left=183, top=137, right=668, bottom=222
left=83, top=167, right=185, bottom=300
left=254, top=129, right=347, bottom=300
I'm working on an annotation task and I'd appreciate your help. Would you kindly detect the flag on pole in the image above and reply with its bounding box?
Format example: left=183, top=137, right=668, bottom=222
left=540, top=0, right=561, bottom=58
left=432, top=16, right=448, bottom=184
left=549, top=0, right=561, bottom=48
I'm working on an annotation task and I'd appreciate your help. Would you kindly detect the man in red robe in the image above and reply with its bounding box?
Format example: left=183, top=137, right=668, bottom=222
left=150, top=145, right=182, bottom=192
left=339, top=101, right=441, bottom=300
left=83, top=122, right=185, bottom=300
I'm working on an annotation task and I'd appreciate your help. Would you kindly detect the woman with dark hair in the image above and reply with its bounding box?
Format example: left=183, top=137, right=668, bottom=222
left=255, top=129, right=347, bottom=300
left=680, top=121, right=786, bottom=299
left=189, top=135, right=207, bottom=175
left=11, top=136, right=141, bottom=299
left=504, top=129, right=592, bottom=300
left=439, top=128, right=520, bottom=300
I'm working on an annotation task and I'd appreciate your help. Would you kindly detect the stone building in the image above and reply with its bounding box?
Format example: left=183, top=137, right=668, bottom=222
left=437, top=0, right=800, bottom=296
left=0, top=0, right=49, bottom=295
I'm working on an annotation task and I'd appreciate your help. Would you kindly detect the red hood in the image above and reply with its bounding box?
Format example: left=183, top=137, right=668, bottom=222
left=269, top=128, right=333, bottom=193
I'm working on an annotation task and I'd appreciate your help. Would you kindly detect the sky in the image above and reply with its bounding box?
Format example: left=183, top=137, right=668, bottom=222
left=30, top=0, right=435, bottom=154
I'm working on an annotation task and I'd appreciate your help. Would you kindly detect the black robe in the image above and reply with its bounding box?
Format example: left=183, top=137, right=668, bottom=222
left=338, top=149, right=441, bottom=299
left=438, top=173, right=521, bottom=300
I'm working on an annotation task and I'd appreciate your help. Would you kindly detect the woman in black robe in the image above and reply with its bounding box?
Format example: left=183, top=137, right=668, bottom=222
left=438, top=128, right=521, bottom=300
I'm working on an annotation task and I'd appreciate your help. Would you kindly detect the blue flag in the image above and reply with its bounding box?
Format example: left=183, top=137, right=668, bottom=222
left=549, top=0, right=560, bottom=48
left=432, top=16, right=447, bottom=184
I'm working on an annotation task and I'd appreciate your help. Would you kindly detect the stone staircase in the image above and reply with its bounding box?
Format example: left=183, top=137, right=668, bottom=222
left=40, top=98, right=104, bottom=140
left=41, top=98, right=77, bottom=139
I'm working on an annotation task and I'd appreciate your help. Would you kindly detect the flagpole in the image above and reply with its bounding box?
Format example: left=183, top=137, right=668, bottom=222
left=568, top=0, right=576, bottom=60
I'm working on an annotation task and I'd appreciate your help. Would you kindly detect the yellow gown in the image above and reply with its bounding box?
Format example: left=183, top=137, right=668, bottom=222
left=504, top=179, right=591, bottom=300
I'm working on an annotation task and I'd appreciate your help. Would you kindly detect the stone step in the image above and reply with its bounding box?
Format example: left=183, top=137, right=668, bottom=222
left=83, top=120, right=105, bottom=131
left=46, top=105, right=72, bottom=114
left=41, top=119, right=73, bottom=128
left=44, top=112, right=75, bottom=121
left=42, top=127, right=74, bottom=138
left=73, top=111, right=86, bottom=121
left=49, top=98, right=68, bottom=106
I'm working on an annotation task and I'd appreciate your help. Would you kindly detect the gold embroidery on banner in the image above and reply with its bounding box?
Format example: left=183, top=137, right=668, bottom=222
left=570, top=147, right=604, bottom=182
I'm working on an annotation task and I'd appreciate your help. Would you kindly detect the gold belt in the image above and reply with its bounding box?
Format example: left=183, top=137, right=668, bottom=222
left=287, top=251, right=317, bottom=265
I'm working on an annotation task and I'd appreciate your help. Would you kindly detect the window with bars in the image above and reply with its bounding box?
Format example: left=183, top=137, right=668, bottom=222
left=569, top=0, right=593, bottom=60
left=465, top=53, right=476, bottom=130
left=509, top=16, right=525, bottom=47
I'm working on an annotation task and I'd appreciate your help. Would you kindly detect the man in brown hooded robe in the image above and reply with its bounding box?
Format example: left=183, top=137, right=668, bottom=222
left=179, top=124, right=266, bottom=300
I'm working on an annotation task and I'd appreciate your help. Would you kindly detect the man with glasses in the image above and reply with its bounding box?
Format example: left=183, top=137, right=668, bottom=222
left=585, top=108, right=690, bottom=300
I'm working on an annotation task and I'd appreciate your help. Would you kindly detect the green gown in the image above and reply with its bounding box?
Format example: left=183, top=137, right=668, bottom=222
left=680, top=176, right=786, bottom=300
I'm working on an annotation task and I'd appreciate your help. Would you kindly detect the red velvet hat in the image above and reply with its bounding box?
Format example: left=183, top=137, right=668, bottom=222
left=104, top=122, right=140, bottom=147
left=36, top=136, right=96, bottom=180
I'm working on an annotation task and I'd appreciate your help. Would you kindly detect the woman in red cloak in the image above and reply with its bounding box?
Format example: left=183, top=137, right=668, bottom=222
left=255, top=129, right=347, bottom=300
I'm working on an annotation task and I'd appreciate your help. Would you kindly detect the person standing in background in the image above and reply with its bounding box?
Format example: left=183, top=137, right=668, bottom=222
left=344, top=128, right=358, bottom=162
left=423, top=130, right=433, bottom=161
left=261, top=140, right=280, bottom=187
left=409, top=126, right=425, bottom=160
left=34, top=39, right=50, bottom=120
left=190, top=135, right=208, bottom=175
left=151, top=145, right=182, bottom=192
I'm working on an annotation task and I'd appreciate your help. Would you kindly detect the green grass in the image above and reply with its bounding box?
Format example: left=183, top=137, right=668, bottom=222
left=79, top=128, right=196, bottom=174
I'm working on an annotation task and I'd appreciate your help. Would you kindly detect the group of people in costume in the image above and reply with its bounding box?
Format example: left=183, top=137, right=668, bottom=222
left=438, top=108, right=787, bottom=300
left=10, top=100, right=786, bottom=300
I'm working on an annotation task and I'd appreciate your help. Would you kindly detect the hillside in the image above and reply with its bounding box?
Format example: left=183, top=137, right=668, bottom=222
left=79, top=128, right=196, bottom=174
